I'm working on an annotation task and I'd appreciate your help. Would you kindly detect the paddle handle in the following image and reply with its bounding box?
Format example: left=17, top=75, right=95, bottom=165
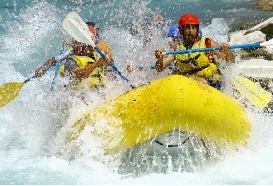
left=94, top=46, right=135, bottom=89
left=50, top=62, right=61, bottom=91
left=24, top=63, right=55, bottom=84
left=150, top=65, right=177, bottom=70
left=94, top=46, right=106, bottom=58
left=164, top=42, right=261, bottom=55
left=139, top=65, right=227, bottom=70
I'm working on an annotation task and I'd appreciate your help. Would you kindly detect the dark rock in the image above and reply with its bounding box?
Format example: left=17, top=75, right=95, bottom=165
left=240, top=48, right=273, bottom=60
left=253, top=0, right=273, bottom=12
left=260, top=23, right=273, bottom=40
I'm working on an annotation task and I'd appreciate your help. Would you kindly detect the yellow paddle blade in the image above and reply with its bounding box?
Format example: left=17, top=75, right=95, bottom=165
left=68, top=112, right=91, bottom=141
left=0, top=81, right=25, bottom=107
left=232, top=76, right=272, bottom=108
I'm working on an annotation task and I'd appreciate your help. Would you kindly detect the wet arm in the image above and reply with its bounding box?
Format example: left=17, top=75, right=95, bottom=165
left=35, top=50, right=72, bottom=77
left=211, top=40, right=235, bottom=63
left=71, top=57, right=110, bottom=80
left=71, top=61, right=100, bottom=80
left=35, top=57, right=56, bottom=77
left=155, top=50, right=175, bottom=72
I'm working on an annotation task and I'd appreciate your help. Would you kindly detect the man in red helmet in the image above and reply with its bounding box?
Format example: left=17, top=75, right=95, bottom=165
left=155, top=13, right=235, bottom=90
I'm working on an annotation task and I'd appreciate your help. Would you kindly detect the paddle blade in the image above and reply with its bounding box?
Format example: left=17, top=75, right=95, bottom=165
left=260, top=38, right=273, bottom=47
left=68, top=112, right=91, bottom=141
left=62, top=11, right=95, bottom=47
left=232, top=76, right=272, bottom=108
left=0, top=81, right=25, bottom=107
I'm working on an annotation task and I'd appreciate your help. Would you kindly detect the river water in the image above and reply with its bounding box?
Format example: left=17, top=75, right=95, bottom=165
left=0, top=0, right=273, bottom=184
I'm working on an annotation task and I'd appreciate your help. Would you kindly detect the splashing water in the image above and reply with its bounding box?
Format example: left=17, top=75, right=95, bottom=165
left=1, top=0, right=273, bottom=184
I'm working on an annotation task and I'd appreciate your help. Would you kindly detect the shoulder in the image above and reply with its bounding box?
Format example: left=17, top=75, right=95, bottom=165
left=97, top=41, right=113, bottom=59
left=97, top=42, right=112, bottom=51
left=201, top=37, right=218, bottom=48
left=206, top=38, right=219, bottom=47
left=62, top=57, right=78, bottom=72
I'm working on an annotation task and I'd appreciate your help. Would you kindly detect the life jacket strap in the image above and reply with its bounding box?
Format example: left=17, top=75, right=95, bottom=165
left=178, top=65, right=210, bottom=75
left=178, top=53, right=201, bottom=66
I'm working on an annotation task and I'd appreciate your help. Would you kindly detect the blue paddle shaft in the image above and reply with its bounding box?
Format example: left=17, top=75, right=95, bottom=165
left=165, top=42, right=261, bottom=55
left=94, top=46, right=106, bottom=58
left=94, top=46, right=135, bottom=89
left=24, top=64, right=54, bottom=84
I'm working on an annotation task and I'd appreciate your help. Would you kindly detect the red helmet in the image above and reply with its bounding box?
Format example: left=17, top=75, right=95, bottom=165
left=87, top=25, right=97, bottom=43
left=178, top=13, right=199, bottom=27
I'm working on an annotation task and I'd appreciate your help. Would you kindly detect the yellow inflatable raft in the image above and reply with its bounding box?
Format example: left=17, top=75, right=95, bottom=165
left=69, top=75, right=252, bottom=152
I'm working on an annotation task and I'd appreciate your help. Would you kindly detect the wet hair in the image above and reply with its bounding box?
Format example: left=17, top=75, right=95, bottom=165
left=86, top=21, right=95, bottom=27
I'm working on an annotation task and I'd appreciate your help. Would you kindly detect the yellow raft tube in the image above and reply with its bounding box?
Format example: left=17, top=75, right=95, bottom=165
left=69, top=75, right=252, bottom=152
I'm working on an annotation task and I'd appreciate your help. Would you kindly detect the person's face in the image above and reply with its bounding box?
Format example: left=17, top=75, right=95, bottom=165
left=72, top=40, right=87, bottom=55
left=81, top=45, right=95, bottom=56
left=182, top=24, right=198, bottom=43
left=168, top=37, right=180, bottom=48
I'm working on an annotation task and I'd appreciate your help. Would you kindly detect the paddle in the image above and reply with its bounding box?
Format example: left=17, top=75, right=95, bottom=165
left=231, top=76, right=272, bottom=108
left=164, top=39, right=273, bottom=55
left=149, top=65, right=271, bottom=108
left=62, top=11, right=135, bottom=89
left=161, top=40, right=273, bottom=108
left=0, top=65, right=53, bottom=107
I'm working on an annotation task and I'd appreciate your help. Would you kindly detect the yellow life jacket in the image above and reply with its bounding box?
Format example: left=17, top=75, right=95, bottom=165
left=175, top=36, right=220, bottom=80
left=60, top=54, right=106, bottom=89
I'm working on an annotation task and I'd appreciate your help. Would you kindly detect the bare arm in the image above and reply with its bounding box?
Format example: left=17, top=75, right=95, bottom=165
left=35, top=50, right=72, bottom=77
left=35, top=57, right=56, bottom=77
left=211, top=40, right=235, bottom=63
left=71, top=61, right=99, bottom=79
left=71, top=55, right=111, bottom=80
left=155, top=49, right=175, bottom=72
